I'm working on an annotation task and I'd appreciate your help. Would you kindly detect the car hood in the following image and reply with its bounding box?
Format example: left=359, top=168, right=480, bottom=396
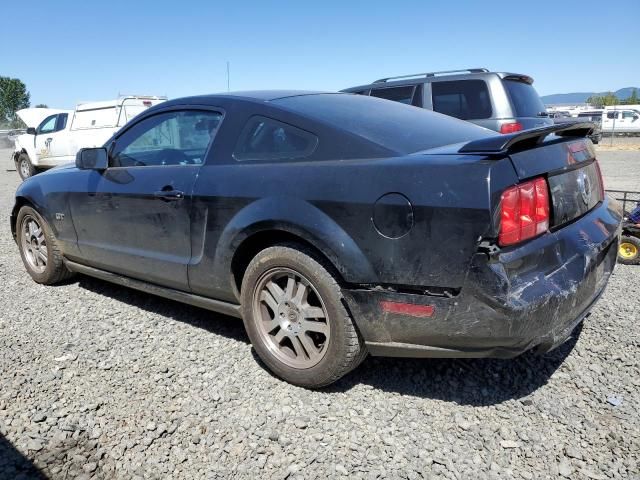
left=16, top=108, right=73, bottom=128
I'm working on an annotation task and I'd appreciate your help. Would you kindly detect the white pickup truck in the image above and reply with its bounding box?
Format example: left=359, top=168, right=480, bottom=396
left=601, top=108, right=640, bottom=135
left=13, top=95, right=166, bottom=180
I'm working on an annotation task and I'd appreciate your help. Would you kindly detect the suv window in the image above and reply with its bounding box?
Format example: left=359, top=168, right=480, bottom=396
left=623, top=111, right=638, bottom=120
left=431, top=80, right=492, bottom=120
left=370, top=86, right=416, bottom=105
left=56, top=113, right=68, bottom=131
left=38, top=115, right=58, bottom=134
left=578, top=113, right=601, bottom=122
left=234, top=116, right=318, bottom=162
left=112, top=110, right=222, bottom=167
left=606, top=112, right=618, bottom=119
left=502, top=79, right=546, bottom=117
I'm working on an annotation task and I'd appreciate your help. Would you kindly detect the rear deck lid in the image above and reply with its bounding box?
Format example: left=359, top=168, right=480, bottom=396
left=458, top=123, right=604, bottom=230
left=508, top=139, right=603, bottom=227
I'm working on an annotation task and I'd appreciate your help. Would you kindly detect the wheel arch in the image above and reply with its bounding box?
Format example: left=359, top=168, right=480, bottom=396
left=231, top=229, right=346, bottom=296
left=10, top=196, right=37, bottom=241
left=211, top=197, right=378, bottom=300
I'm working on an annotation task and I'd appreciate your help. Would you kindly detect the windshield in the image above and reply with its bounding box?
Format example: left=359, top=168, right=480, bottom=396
left=503, top=79, right=546, bottom=118
left=274, top=94, right=495, bottom=154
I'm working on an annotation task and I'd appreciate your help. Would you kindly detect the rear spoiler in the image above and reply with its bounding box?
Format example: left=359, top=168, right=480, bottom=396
left=459, top=122, right=594, bottom=154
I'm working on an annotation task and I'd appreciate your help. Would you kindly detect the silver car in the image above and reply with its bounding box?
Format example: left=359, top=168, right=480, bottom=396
left=342, top=68, right=553, bottom=133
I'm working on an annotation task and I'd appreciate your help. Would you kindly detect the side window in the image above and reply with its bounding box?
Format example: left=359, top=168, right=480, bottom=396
left=111, top=110, right=222, bottom=167
left=56, top=113, right=68, bottom=131
left=37, top=115, right=57, bottom=134
left=606, top=112, right=617, bottom=119
left=431, top=80, right=492, bottom=120
left=370, top=86, right=416, bottom=105
left=622, top=111, right=638, bottom=120
left=233, top=116, right=318, bottom=162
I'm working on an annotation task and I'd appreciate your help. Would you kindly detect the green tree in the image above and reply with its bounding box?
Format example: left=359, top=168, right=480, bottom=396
left=0, top=76, right=30, bottom=127
left=587, top=92, right=619, bottom=108
left=622, top=88, right=638, bottom=105
left=35, top=103, right=48, bottom=108
left=586, top=95, right=604, bottom=108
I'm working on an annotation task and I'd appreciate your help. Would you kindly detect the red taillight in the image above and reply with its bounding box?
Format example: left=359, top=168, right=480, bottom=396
left=499, top=177, right=550, bottom=246
left=499, top=122, right=524, bottom=134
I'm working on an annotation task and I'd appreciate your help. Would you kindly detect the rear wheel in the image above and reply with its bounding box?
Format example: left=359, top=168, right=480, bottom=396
left=17, top=153, right=36, bottom=181
left=16, top=206, right=75, bottom=284
left=618, top=235, right=640, bottom=265
left=241, top=245, right=366, bottom=388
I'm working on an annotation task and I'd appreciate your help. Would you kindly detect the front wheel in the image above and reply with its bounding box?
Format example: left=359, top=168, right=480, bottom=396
left=16, top=153, right=36, bottom=181
left=618, top=235, right=640, bottom=265
left=241, top=245, right=366, bottom=388
left=16, top=206, right=75, bottom=284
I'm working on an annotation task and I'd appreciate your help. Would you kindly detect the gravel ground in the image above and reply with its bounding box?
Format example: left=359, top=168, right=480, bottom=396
left=595, top=150, right=640, bottom=192
left=0, top=146, right=639, bottom=480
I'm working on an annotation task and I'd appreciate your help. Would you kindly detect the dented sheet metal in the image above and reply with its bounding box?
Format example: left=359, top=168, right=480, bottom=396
left=343, top=196, right=622, bottom=358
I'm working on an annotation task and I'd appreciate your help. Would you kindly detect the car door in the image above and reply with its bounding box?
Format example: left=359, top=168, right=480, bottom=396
left=622, top=110, right=640, bottom=132
left=603, top=111, right=618, bottom=133
left=47, top=113, right=73, bottom=160
left=34, top=114, right=61, bottom=161
left=68, top=107, right=223, bottom=290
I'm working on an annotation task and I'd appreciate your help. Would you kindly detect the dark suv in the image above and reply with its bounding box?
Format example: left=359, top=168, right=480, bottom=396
left=342, top=68, right=553, bottom=133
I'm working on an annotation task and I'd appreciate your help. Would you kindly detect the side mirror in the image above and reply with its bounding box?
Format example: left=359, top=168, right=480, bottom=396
left=26, top=127, right=36, bottom=135
left=76, top=148, right=108, bottom=170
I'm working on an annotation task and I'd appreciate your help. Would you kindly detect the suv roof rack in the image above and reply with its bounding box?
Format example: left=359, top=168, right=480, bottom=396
left=373, top=68, right=490, bottom=83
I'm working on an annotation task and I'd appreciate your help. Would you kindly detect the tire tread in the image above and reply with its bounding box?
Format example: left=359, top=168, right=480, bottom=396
left=241, top=243, right=366, bottom=388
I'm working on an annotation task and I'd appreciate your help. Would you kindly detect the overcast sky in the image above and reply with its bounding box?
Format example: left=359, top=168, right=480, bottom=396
left=4, top=0, right=638, bottom=108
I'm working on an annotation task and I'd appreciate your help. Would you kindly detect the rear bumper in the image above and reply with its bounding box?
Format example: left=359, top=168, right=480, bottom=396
left=344, top=197, right=622, bottom=358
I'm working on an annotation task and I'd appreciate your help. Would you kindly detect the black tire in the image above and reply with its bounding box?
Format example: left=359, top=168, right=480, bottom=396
left=16, top=206, right=75, bottom=284
left=241, top=245, right=366, bottom=388
left=618, top=235, right=640, bottom=265
left=16, top=153, right=36, bottom=181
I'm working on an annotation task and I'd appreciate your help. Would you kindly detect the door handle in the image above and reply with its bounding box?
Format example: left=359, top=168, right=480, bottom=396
left=153, top=189, right=184, bottom=202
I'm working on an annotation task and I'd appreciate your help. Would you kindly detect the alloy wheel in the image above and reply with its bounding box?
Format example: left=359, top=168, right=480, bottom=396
left=252, top=267, right=330, bottom=369
left=21, top=215, right=48, bottom=273
left=20, top=158, right=31, bottom=179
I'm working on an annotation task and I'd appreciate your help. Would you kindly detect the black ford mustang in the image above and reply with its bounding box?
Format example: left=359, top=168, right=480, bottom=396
left=11, top=91, right=622, bottom=387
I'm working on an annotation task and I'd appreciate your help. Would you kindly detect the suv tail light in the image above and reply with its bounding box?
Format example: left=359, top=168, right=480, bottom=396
left=499, top=177, right=550, bottom=246
left=500, top=122, right=524, bottom=134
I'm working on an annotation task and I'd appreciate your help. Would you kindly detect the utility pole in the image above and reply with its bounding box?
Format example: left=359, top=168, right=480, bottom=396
left=227, top=62, right=230, bottom=92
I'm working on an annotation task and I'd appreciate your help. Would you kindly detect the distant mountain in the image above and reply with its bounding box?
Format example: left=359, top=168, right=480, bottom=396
left=541, top=87, right=639, bottom=105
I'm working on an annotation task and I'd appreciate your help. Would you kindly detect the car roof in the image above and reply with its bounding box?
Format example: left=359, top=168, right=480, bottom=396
left=165, top=90, right=332, bottom=105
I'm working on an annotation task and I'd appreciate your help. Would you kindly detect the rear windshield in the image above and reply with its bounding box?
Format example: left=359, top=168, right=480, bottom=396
left=273, top=94, right=495, bottom=154
left=503, top=79, right=546, bottom=118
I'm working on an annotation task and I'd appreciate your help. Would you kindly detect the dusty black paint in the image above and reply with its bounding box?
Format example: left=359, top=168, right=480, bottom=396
left=11, top=92, right=623, bottom=358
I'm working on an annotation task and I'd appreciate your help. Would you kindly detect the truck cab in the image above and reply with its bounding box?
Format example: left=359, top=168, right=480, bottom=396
left=601, top=109, right=640, bottom=135
left=13, top=96, right=167, bottom=180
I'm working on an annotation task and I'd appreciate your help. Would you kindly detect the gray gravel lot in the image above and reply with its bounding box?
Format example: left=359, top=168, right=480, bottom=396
left=0, top=145, right=638, bottom=479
